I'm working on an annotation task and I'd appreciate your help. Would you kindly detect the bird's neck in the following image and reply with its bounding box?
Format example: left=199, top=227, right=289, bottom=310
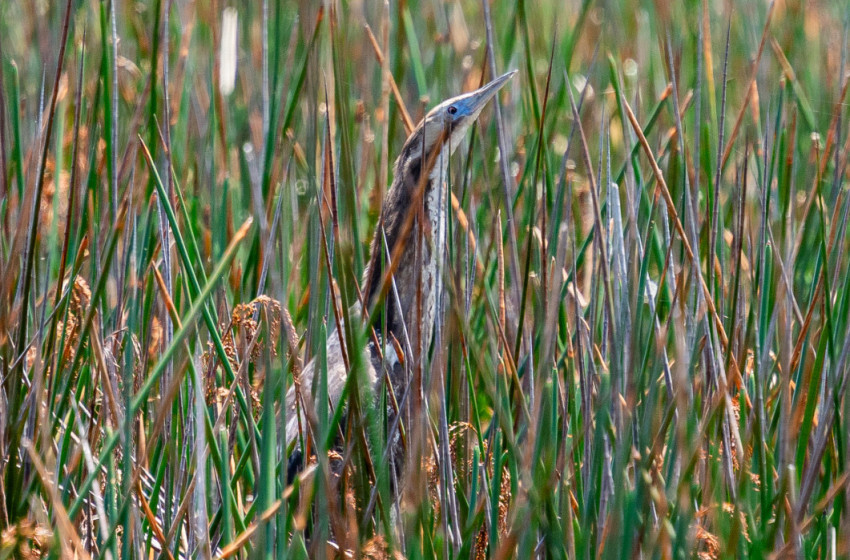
left=416, top=153, right=450, bottom=353
left=364, top=149, right=451, bottom=362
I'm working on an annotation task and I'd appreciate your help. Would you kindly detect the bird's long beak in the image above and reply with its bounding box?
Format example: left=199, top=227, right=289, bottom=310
left=450, top=69, right=517, bottom=121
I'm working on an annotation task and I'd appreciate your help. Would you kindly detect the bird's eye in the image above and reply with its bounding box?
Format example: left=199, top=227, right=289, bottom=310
left=448, top=105, right=458, bottom=115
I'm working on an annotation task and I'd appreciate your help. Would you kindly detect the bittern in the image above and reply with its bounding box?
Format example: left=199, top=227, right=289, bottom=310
left=285, top=70, right=517, bottom=477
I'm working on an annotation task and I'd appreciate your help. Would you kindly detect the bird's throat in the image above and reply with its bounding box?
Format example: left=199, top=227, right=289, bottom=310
left=415, top=156, right=449, bottom=356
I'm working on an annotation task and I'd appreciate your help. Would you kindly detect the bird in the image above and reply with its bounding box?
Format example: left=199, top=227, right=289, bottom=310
left=285, top=69, right=517, bottom=480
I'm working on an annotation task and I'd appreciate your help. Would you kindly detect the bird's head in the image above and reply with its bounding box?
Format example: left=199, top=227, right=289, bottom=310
left=394, top=70, right=517, bottom=184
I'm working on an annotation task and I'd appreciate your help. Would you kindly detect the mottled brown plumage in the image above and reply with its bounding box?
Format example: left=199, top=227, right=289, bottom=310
left=285, top=71, right=516, bottom=473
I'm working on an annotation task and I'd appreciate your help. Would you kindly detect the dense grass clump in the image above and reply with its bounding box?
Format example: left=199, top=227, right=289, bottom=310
left=1, top=0, right=850, bottom=558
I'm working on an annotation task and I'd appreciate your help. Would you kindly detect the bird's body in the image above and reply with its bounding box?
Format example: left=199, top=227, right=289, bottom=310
left=285, top=71, right=516, bottom=473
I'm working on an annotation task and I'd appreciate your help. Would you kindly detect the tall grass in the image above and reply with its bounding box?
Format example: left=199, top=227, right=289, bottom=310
left=1, top=0, right=849, bottom=558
